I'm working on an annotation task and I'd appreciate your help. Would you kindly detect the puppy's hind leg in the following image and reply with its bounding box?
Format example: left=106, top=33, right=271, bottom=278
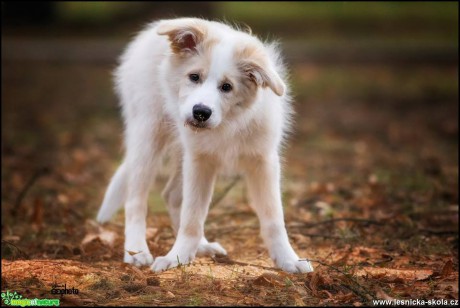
left=161, top=152, right=182, bottom=235
left=97, top=162, right=127, bottom=223
left=162, top=153, right=226, bottom=258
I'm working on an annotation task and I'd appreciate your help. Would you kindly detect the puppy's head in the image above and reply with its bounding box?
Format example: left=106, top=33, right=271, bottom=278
left=157, top=18, right=285, bottom=131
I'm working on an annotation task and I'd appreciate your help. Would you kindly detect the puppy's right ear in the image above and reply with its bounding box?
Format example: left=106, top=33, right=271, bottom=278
left=157, top=19, right=206, bottom=54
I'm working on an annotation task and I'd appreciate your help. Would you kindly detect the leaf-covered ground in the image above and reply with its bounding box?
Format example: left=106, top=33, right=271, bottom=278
left=2, top=30, right=458, bottom=307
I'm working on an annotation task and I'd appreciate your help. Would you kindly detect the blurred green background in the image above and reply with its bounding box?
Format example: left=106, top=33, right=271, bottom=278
left=2, top=1, right=458, bottom=219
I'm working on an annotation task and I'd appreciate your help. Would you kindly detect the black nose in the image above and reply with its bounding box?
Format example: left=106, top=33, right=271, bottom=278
left=192, top=104, right=212, bottom=122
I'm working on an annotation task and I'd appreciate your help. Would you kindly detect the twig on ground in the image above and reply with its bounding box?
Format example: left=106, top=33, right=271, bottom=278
left=418, top=228, right=458, bottom=236
left=211, top=255, right=274, bottom=271
left=298, top=232, right=355, bottom=240
left=304, top=218, right=385, bottom=228
left=12, top=167, right=51, bottom=217
left=1, top=240, right=29, bottom=259
left=302, top=218, right=457, bottom=238
left=212, top=224, right=353, bottom=239
left=210, top=176, right=241, bottom=208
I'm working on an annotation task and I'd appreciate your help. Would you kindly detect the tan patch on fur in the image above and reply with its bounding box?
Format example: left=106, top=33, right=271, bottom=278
left=158, top=21, right=209, bottom=55
left=235, top=44, right=267, bottom=64
left=234, top=45, right=270, bottom=86
left=234, top=44, right=285, bottom=96
left=232, top=74, right=258, bottom=112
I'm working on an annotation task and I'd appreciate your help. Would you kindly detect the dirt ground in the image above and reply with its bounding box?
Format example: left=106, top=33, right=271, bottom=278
left=1, top=42, right=458, bottom=305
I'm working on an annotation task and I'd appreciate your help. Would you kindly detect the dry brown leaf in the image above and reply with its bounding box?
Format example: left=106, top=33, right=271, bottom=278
left=146, top=227, right=158, bottom=239
left=336, top=292, right=356, bottom=302
left=332, top=253, right=350, bottom=266
left=320, top=289, right=333, bottom=299
left=130, top=265, right=146, bottom=279
left=374, top=286, right=395, bottom=300
left=3, top=235, right=20, bottom=242
left=293, top=294, right=305, bottom=305
left=356, top=267, right=433, bottom=282
left=97, top=228, right=117, bottom=247
left=126, top=250, right=141, bottom=256
left=441, top=260, right=453, bottom=278
left=308, top=272, right=329, bottom=297
left=81, top=228, right=117, bottom=248
left=253, top=272, right=285, bottom=287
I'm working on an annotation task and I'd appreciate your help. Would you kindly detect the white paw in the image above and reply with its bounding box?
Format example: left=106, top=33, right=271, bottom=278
left=196, top=241, right=227, bottom=257
left=124, top=250, right=154, bottom=267
left=151, top=253, right=194, bottom=272
left=276, top=258, right=314, bottom=273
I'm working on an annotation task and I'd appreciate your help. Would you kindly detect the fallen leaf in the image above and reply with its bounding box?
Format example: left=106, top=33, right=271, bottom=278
left=126, top=250, right=141, bottom=256
left=3, top=235, right=20, bottom=242
left=293, top=294, right=305, bottom=305
left=130, top=266, right=146, bottom=279
left=57, top=194, right=69, bottom=204
left=332, top=253, right=350, bottom=266
left=81, top=228, right=117, bottom=248
left=97, top=228, right=117, bottom=247
left=315, top=201, right=334, bottom=217
left=253, top=272, right=285, bottom=287
left=336, top=292, right=356, bottom=302
left=441, top=260, right=453, bottom=278
left=146, top=228, right=158, bottom=239
left=374, top=286, right=394, bottom=300
left=356, top=267, right=433, bottom=282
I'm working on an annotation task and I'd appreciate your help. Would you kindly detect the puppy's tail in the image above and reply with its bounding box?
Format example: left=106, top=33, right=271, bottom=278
left=97, top=162, right=127, bottom=223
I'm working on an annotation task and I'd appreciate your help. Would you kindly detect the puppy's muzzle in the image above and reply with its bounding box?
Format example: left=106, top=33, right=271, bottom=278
left=192, top=104, right=212, bottom=122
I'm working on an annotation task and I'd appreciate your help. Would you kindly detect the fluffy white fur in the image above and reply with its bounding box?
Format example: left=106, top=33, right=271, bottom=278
left=97, top=17, right=313, bottom=273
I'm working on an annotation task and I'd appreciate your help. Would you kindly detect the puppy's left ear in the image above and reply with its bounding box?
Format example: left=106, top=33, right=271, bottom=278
left=157, top=19, right=206, bottom=54
left=240, top=60, right=286, bottom=96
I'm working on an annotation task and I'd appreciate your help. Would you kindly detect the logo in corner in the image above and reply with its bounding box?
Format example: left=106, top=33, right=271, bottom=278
left=1, top=291, right=22, bottom=305
left=1, top=290, right=60, bottom=306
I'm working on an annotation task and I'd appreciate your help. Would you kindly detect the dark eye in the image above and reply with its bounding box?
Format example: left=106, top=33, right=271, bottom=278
left=221, top=83, right=232, bottom=93
left=189, top=74, right=200, bottom=82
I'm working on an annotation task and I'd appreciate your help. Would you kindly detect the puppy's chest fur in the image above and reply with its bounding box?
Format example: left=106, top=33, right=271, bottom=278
left=176, top=117, right=273, bottom=171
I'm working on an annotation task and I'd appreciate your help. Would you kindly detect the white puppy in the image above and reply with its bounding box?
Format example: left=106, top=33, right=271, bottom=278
left=97, top=17, right=313, bottom=273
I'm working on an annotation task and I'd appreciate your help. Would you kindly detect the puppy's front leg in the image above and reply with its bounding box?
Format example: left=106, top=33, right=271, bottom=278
left=152, top=153, right=217, bottom=272
left=123, top=120, right=162, bottom=267
left=243, top=154, right=314, bottom=273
